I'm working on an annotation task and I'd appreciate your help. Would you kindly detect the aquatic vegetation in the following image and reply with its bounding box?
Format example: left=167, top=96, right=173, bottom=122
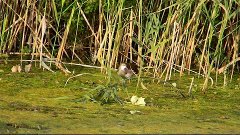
left=0, top=0, right=240, bottom=133
left=0, top=64, right=240, bottom=133
left=82, top=83, right=123, bottom=105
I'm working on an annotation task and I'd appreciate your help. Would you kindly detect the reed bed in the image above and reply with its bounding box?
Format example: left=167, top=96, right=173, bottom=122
left=0, top=0, right=240, bottom=91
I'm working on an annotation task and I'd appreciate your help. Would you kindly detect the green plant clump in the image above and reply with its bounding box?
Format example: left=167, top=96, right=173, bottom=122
left=82, top=83, right=123, bottom=105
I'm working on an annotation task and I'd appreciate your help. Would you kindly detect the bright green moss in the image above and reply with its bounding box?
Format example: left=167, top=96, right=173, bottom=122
left=0, top=63, right=239, bottom=133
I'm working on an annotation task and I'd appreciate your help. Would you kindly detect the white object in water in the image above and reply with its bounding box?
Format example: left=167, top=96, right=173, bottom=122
left=130, top=95, right=146, bottom=106
left=25, top=64, right=32, bottom=73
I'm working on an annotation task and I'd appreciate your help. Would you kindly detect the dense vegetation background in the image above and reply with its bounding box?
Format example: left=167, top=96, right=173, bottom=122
left=0, top=0, right=240, bottom=90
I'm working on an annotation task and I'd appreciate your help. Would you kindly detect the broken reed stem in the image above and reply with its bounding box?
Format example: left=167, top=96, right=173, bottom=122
left=188, top=77, right=194, bottom=96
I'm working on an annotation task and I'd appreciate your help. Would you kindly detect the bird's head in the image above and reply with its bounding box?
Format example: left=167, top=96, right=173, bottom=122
left=118, top=63, right=128, bottom=72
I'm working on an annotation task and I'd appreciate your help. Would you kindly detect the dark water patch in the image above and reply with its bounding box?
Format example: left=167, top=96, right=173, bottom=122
left=5, top=122, right=49, bottom=130
left=0, top=121, right=17, bottom=134
left=7, top=101, right=30, bottom=111
left=6, top=101, right=64, bottom=114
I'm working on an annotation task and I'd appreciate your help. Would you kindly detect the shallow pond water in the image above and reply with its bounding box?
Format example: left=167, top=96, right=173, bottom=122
left=0, top=63, right=239, bottom=134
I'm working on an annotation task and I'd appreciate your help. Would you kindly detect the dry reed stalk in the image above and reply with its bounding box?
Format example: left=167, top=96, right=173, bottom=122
left=186, top=31, right=197, bottom=74
left=111, top=6, right=124, bottom=68
left=97, top=29, right=109, bottom=71
left=198, top=24, right=210, bottom=76
left=71, top=8, right=81, bottom=62
left=55, top=6, right=75, bottom=74
left=129, top=9, right=134, bottom=62
left=1, top=0, right=240, bottom=90
left=137, top=0, right=143, bottom=66
left=165, top=21, right=180, bottom=81
left=40, top=15, right=46, bottom=68
left=106, top=19, right=115, bottom=68
left=136, top=0, right=143, bottom=88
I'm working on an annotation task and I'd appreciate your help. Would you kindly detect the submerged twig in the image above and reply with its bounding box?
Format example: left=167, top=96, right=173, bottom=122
left=41, top=61, right=55, bottom=73
left=218, top=57, right=240, bottom=74
left=62, top=62, right=103, bottom=69
left=65, top=73, right=92, bottom=87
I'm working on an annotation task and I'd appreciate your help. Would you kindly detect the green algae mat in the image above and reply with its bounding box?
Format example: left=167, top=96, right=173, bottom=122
left=0, top=64, right=240, bottom=134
